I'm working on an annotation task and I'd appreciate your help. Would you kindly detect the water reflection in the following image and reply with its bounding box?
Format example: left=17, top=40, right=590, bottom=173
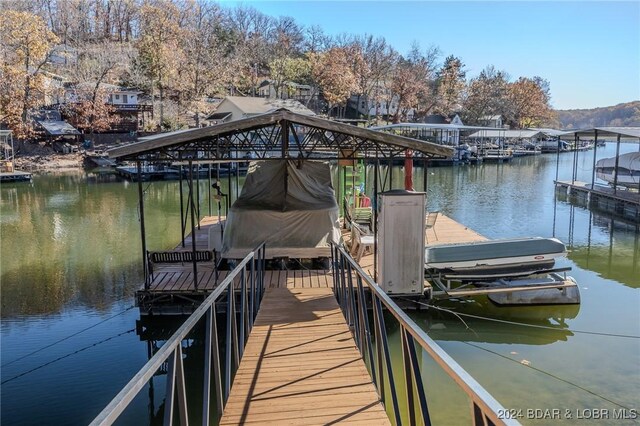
left=0, top=172, right=237, bottom=317
left=554, top=193, right=640, bottom=288
left=412, top=298, right=579, bottom=346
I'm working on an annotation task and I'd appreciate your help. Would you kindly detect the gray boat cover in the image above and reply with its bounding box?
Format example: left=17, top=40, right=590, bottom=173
left=425, top=237, right=566, bottom=264
left=595, top=152, right=640, bottom=171
left=222, top=160, right=340, bottom=257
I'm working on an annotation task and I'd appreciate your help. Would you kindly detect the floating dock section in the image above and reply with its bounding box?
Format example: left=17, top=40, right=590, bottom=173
left=555, top=180, right=640, bottom=222
left=0, top=170, right=32, bottom=182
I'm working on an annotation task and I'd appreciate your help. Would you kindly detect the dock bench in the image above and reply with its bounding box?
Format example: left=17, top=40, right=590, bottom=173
left=147, top=250, right=214, bottom=281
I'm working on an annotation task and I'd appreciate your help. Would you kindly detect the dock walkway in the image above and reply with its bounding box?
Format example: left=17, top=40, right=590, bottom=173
left=220, top=283, right=390, bottom=425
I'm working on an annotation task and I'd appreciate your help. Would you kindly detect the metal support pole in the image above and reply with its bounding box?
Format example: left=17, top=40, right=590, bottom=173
left=179, top=165, right=185, bottom=248
left=613, top=134, right=621, bottom=194
left=555, top=136, right=561, bottom=183
left=224, top=287, right=232, bottom=402
left=423, top=157, right=428, bottom=193
left=136, top=161, right=148, bottom=287
left=373, top=159, right=379, bottom=282
left=208, top=162, right=212, bottom=216
left=571, top=133, right=580, bottom=184
left=174, top=345, right=188, bottom=426
left=239, top=267, right=246, bottom=358
left=401, top=329, right=416, bottom=425
left=227, top=164, right=232, bottom=211
left=591, top=129, right=598, bottom=189
left=388, top=156, right=393, bottom=189
left=195, top=164, right=201, bottom=229
left=164, top=351, right=177, bottom=426
left=372, top=292, right=385, bottom=405
left=235, top=160, right=239, bottom=204
left=188, top=161, right=198, bottom=290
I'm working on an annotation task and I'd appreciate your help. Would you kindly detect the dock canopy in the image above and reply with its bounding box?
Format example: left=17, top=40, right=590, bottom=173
left=558, top=127, right=640, bottom=140
left=108, top=109, right=454, bottom=162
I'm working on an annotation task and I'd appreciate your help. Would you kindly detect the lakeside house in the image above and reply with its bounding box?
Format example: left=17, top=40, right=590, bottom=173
left=348, top=93, right=415, bottom=121
left=479, top=115, right=504, bottom=128
left=256, top=79, right=315, bottom=103
left=62, top=82, right=153, bottom=132
left=211, top=96, right=315, bottom=123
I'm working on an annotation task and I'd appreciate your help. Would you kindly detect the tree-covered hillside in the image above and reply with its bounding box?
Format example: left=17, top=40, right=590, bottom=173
left=557, top=101, right=640, bottom=129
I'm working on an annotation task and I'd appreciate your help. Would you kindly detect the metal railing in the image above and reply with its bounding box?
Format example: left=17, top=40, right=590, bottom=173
left=331, top=244, right=518, bottom=426
left=91, top=243, right=266, bottom=426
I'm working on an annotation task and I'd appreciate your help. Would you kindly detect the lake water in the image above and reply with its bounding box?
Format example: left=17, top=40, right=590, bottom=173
left=1, top=144, right=638, bottom=425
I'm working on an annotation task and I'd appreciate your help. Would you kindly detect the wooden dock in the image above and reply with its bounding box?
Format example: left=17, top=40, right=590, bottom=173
left=0, top=170, right=32, bottom=182
left=141, top=213, right=488, bottom=311
left=220, top=284, right=390, bottom=425
left=555, top=180, right=640, bottom=221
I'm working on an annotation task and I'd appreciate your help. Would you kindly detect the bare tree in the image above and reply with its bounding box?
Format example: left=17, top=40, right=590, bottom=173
left=462, top=65, right=511, bottom=125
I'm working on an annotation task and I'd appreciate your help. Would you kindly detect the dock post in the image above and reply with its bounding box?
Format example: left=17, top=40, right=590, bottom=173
left=188, top=161, right=198, bottom=290
left=208, top=161, right=212, bottom=216
left=373, top=158, right=379, bottom=282
left=136, top=161, right=148, bottom=287
left=555, top=136, right=561, bottom=182
left=591, top=129, right=599, bottom=189
left=571, top=133, right=580, bottom=184
left=613, top=134, right=621, bottom=194
left=423, top=157, right=428, bottom=192
left=179, top=165, right=185, bottom=248
left=196, top=162, right=201, bottom=230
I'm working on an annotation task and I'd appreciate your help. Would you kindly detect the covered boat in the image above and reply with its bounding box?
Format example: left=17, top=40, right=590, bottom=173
left=425, top=237, right=567, bottom=276
left=222, top=160, right=341, bottom=259
left=595, top=152, right=640, bottom=188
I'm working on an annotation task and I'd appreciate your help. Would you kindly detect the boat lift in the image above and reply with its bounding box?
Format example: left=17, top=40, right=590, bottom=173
left=422, top=237, right=581, bottom=305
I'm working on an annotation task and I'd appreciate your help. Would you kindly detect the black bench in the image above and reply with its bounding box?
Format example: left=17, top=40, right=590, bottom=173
left=147, top=250, right=214, bottom=281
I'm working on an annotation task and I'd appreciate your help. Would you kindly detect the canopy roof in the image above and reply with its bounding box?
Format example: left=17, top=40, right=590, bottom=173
left=559, top=127, right=640, bottom=140
left=36, top=120, right=80, bottom=136
left=108, top=109, right=454, bottom=161
left=468, top=129, right=546, bottom=139
left=371, top=122, right=500, bottom=132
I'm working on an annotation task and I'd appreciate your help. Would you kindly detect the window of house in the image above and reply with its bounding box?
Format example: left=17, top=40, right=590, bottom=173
left=115, top=94, right=120, bottom=100
left=123, top=94, right=128, bottom=103
left=109, top=94, right=113, bottom=103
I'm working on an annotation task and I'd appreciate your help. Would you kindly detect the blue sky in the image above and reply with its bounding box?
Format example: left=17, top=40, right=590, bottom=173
left=222, top=1, right=640, bottom=110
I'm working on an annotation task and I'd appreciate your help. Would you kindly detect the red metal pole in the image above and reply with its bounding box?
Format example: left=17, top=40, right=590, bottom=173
left=404, top=149, right=414, bottom=191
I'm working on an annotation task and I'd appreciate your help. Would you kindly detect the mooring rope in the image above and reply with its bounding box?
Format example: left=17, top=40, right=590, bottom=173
left=397, top=298, right=636, bottom=410
left=1, top=328, right=136, bottom=385
left=462, top=341, right=633, bottom=410
left=404, top=299, right=640, bottom=339
left=2, top=305, right=135, bottom=368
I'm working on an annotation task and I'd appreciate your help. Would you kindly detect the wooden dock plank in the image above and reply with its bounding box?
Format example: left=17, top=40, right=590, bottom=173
left=219, top=287, right=389, bottom=426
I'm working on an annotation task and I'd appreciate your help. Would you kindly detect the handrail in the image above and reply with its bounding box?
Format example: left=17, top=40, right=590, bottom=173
left=91, top=243, right=266, bottom=426
left=331, top=244, right=519, bottom=426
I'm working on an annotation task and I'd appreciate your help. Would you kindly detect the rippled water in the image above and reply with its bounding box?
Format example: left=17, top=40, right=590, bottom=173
left=1, top=144, right=638, bottom=425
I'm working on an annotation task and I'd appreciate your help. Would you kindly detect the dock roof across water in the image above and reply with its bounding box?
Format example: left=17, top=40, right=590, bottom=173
left=559, top=127, right=640, bottom=140
left=108, top=109, right=455, bottom=161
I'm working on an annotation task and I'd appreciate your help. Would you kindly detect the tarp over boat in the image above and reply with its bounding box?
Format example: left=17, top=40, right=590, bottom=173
left=595, top=152, right=640, bottom=171
left=222, top=160, right=340, bottom=258
left=425, top=237, right=567, bottom=273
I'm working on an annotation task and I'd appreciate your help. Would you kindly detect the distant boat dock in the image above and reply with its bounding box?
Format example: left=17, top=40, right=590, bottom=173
left=554, top=127, right=640, bottom=222
left=555, top=180, right=640, bottom=221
